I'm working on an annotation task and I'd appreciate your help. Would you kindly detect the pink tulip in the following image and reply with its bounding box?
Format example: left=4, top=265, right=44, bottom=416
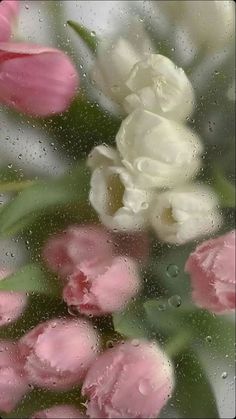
left=63, top=256, right=141, bottom=316
left=185, top=230, right=236, bottom=313
left=31, top=404, right=85, bottom=419
left=0, top=269, right=27, bottom=327
left=0, top=42, right=78, bottom=116
left=0, top=0, right=19, bottom=42
left=0, top=340, right=29, bottom=413
left=82, top=340, right=174, bottom=418
left=43, top=225, right=113, bottom=278
left=19, top=318, right=100, bottom=391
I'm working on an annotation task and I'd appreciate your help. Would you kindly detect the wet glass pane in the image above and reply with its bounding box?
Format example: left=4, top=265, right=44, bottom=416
left=0, top=1, right=235, bottom=418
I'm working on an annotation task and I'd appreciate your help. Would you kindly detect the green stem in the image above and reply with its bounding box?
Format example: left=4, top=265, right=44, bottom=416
left=165, top=330, right=192, bottom=358
left=213, top=168, right=235, bottom=208
left=0, top=180, right=35, bottom=192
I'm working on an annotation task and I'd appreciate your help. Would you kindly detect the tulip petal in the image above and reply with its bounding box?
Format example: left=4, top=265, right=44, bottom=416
left=0, top=1, right=19, bottom=42
left=0, top=42, right=79, bottom=116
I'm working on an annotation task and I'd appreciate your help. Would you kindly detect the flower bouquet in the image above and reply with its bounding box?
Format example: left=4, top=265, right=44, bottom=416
left=0, top=1, right=235, bottom=418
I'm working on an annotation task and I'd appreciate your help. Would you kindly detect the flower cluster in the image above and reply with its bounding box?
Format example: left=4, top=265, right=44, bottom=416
left=1, top=322, right=174, bottom=418
left=0, top=1, right=235, bottom=418
left=88, top=38, right=222, bottom=244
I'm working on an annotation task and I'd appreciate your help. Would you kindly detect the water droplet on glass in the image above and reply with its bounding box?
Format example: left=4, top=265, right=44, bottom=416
left=166, top=264, right=179, bottom=278
left=205, top=336, right=212, bottom=343
left=90, top=31, right=96, bottom=37
left=168, top=295, right=182, bottom=308
left=131, top=339, right=140, bottom=347
left=221, top=372, right=228, bottom=379
left=158, top=303, right=166, bottom=311
left=68, top=305, right=78, bottom=317
left=106, top=340, right=114, bottom=349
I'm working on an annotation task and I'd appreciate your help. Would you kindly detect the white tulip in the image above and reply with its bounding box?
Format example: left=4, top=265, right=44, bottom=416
left=123, top=54, right=194, bottom=120
left=150, top=186, right=222, bottom=244
left=116, top=109, right=203, bottom=189
left=88, top=145, right=153, bottom=231
left=91, top=22, right=154, bottom=104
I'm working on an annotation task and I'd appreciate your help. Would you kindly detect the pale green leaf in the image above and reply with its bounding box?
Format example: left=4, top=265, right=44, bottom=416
left=0, top=264, right=61, bottom=297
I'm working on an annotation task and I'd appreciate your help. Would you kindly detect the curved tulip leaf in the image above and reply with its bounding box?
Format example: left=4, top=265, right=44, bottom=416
left=0, top=264, right=61, bottom=297
left=172, top=350, right=219, bottom=418
left=67, top=20, right=98, bottom=53
left=0, top=164, right=89, bottom=236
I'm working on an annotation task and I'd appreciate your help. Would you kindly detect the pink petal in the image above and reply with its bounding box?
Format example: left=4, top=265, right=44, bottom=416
left=0, top=42, right=79, bottom=116
left=0, top=1, right=19, bottom=42
left=185, top=230, right=236, bottom=313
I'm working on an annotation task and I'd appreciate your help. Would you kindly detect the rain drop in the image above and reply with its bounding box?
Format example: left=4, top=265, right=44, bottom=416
left=166, top=264, right=179, bottom=278
left=168, top=295, right=182, bottom=308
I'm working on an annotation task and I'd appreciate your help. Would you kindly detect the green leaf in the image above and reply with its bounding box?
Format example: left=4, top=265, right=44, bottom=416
left=172, top=350, right=219, bottom=418
left=144, top=299, right=235, bottom=359
left=67, top=20, right=98, bottom=53
left=213, top=168, right=235, bottom=208
left=0, top=164, right=89, bottom=236
left=113, top=301, right=151, bottom=339
left=186, top=310, right=235, bottom=358
left=0, top=180, right=35, bottom=193
left=0, top=165, right=25, bottom=183
left=144, top=299, right=190, bottom=335
left=149, top=243, right=193, bottom=298
left=0, top=264, right=61, bottom=296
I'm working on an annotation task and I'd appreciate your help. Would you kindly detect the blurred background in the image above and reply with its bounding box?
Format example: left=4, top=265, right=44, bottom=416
left=0, top=1, right=235, bottom=417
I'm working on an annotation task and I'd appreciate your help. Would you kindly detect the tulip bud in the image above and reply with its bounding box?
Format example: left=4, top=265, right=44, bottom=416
left=0, top=269, right=27, bottom=327
left=124, top=54, right=194, bottom=121
left=0, top=0, right=19, bottom=42
left=0, top=340, right=29, bottom=413
left=43, top=225, right=113, bottom=278
left=31, top=405, right=85, bottom=419
left=185, top=230, right=236, bottom=313
left=150, top=186, right=222, bottom=244
left=63, top=256, right=141, bottom=316
left=82, top=340, right=174, bottom=418
left=19, top=319, right=100, bottom=391
left=91, top=22, right=154, bottom=104
left=0, top=42, right=78, bottom=116
left=116, top=109, right=203, bottom=189
left=88, top=145, right=153, bottom=231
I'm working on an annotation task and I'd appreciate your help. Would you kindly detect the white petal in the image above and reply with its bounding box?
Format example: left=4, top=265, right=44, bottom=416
left=123, top=54, right=194, bottom=120
left=89, top=165, right=150, bottom=232
left=87, top=145, right=120, bottom=170
left=150, top=186, right=222, bottom=244
left=116, top=109, right=203, bottom=189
